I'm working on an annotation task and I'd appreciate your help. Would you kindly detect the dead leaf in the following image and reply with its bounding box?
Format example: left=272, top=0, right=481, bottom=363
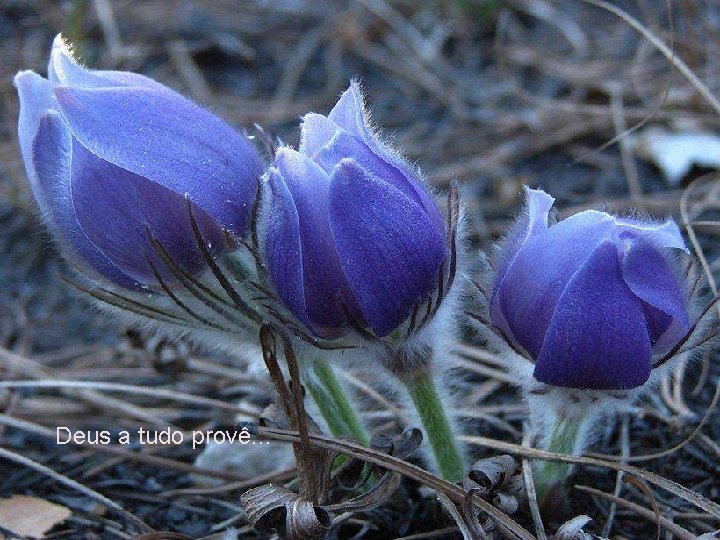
left=0, top=495, right=71, bottom=538
left=632, top=127, right=720, bottom=185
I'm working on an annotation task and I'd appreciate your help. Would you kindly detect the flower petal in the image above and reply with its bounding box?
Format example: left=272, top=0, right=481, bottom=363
left=275, top=148, right=361, bottom=337
left=621, top=239, right=690, bottom=352
left=48, top=34, right=165, bottom=90
left=492, top=187, right=555, bottom=297
left=299, top=113, right=340, bottom=157
left=616, top=216, right=689, bottom=252
left=327, top=82, right=372, bottom=144
left=641, top=303, right=687, bottom=354
left=32, top=112, right=139, bottom=288
left=491, top=210, right=616, bottom=358
left=315, top=129, right=443, bottom=233
left=263, top=167, right=310, bottom=330
left=69, top=139, right=225, bottom=284
left=54, top=86, right=263, bottom=236
left=15, top=71, right=56, bottom=183
left=327, top=83, right=446, bottom=235
left=534, top=240, right=653, bottom=390
left=329, top=159, right=445, bottom=337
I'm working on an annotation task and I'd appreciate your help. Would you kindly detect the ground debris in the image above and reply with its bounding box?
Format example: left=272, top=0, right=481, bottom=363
left=0, top=495, right=71, bottom=538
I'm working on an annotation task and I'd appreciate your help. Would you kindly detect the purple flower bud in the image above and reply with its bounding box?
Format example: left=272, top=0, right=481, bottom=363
left=490, top=188, right=690, bottom=390
left=15, top=35, right=263, bottom=288
left=262, top=83, right=446, bottom=339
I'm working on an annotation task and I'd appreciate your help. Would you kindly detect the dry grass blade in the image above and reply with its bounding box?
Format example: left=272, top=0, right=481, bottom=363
left=394, top=528, right=461, bottom=540
left=624, top=475, right=662, bottom=540
left=0, top=414, right=253, bottom=483
left=0, top=347, right=177, bottom=429
left=0, top=446, right=152, bottom=533
left=436, top=491, right=486, bottom=540
left=653, top=294, right=720, bottom=368
left=681, top=178, right=720, bottom=299
left=573, top=0, right=674, bottom=162
left=610, top=89, right=642, bottom=199
left=590, top=375, right=720, bottom=462
left=461, top=435, right=720, bottom=518
left=164, top=468, right=296, bottom=497
left=574, top=485, right=695, bottom=540
left=0, top=380, right=259, bottom=417
left=581, top=0, right=720, bottom=116
left=600, top=415, right=629, bottom=537
left=521, top=423, right=546, bottom=540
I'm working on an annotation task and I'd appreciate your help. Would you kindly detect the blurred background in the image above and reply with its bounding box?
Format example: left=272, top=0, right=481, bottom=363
left=0, top=1, right=719, bottom=538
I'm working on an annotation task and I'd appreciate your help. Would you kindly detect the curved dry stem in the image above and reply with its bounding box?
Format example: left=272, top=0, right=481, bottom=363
left=258, top=426, right=535, bottom=540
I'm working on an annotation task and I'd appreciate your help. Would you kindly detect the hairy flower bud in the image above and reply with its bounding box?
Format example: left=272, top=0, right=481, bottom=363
left=15, top=35, right=263, bottom=288
left=261, top=82, right=447, bottom=339
left=258, top=83, right=465, bottom=481
left=488, top=187, right=691, bottom=391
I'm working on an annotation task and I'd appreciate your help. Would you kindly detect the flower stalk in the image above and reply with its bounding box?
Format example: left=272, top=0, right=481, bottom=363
left=533, top=413, right=586, bottom=503
left=306, top=359, right=369, bottom=446
left=401, top=368, right=465, bottom=483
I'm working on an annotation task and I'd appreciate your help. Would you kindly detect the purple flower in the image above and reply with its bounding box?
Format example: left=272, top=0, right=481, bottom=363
left=262, top=83, right=446, bottom=339
left=15, top=35, right=263, bottom=288
left=490, top=188, right=691, bottom=390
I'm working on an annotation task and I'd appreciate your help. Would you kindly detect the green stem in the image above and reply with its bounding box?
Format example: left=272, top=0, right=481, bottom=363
left=305, top=376, right=350, bottom=439
left=308, top=359, right=369, bottom=446
left=402, top=369, right=465, bottom=482
left=533, top=414, right=584, bottom=502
